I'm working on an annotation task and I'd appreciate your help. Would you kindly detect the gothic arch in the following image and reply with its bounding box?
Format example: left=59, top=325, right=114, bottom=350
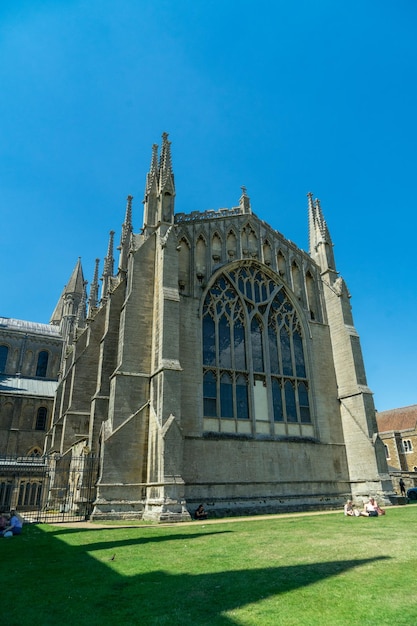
left=241, top=223, right=258, bottom=258
left=262, top=239, right=272, bottom=266
left=291, top=260, right=302, bottom=301
left=226, top=229, right=238, bottom=260
left=178, top=236, right=191, bottom=293
left=306, top=270, right=318, bottom=321
left=277, top=250, right=287, bottom=278
left=211, top=231, right=222, bottom=263
left=195, top=235, right=207, bottom=281
left=27, top=447, right=43, bottom=458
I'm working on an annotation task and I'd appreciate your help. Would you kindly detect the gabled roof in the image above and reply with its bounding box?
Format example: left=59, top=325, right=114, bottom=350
left=376, top=405, right=417, bottom=433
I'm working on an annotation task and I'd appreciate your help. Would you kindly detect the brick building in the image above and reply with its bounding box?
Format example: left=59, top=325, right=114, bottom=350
left=376, top=405, right=417, bottom=494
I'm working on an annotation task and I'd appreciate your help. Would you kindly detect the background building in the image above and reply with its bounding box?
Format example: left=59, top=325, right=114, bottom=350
left=0, top=317, right=63, bottom=512
left=0, top=317, right=63, bottom=457
left=376, top=405, right=417, bottom=495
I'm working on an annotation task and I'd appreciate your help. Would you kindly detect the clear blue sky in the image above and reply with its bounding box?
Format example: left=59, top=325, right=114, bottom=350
left=1, top=1, right=416, bottom=411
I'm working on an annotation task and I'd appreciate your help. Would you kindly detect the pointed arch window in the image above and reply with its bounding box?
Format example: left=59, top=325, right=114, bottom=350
left=36, top=351, right=49, bottom=377
left=202, top=264, right=311, bottom=429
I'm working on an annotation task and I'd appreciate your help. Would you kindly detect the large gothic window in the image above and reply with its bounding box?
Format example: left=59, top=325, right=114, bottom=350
left=202, top=264, right=311, bottom=431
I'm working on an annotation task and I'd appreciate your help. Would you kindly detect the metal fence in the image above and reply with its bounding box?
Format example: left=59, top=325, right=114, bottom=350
left=0, top=454, right=99, bottom=523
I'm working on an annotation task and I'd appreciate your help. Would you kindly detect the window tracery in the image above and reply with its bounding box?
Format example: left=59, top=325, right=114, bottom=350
left=203, top=264, right=311, bottom=432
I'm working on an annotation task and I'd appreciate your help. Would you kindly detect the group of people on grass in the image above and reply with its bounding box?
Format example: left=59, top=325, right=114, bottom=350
left=0, top=510, right=23, bottom=537
left=344, top=497, right=385, bottom=518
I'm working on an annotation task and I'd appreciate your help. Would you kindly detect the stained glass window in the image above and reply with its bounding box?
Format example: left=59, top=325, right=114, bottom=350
left=202, top=264, right=311, bottom=428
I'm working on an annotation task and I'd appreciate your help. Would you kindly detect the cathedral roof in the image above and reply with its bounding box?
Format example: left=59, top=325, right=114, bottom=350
left=0, top=317, right=61, bottom=338
left=0, top=374, right=58, bottom=398
left=376, top=405, right=417, bottom=433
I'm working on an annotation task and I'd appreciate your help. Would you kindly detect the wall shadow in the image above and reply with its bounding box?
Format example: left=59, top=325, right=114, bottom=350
left=4, top=525, right=390, bottom=626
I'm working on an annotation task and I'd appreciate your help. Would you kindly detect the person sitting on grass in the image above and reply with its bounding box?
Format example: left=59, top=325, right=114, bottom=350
left=194, top=504, right=208, bottom=520
left=344, top=500, right=361, bottom=517
left=0, top=511, right=8, bottom=531
left=1, top=510, right=23, bottom=536
left=363, top=497, right=385, bottom=517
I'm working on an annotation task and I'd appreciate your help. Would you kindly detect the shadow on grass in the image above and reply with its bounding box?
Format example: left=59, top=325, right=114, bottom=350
left=4, top=525, right=390, bottom=626
left=48, top=525, right=233, bottom=551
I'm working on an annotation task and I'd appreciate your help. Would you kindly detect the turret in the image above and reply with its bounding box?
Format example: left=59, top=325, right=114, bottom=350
left=50, top=258, right=85, bottom=343
left=309, top=193, right=393, bottom=502
left=308, top=192, right=335, bottom=272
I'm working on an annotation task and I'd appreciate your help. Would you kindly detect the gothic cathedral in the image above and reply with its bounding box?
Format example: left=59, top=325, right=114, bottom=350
left=44, top=133, right=393, bottom=520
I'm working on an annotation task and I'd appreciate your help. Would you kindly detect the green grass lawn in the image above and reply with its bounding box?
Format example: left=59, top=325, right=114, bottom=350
left=2, top=506, right=417, bottom=625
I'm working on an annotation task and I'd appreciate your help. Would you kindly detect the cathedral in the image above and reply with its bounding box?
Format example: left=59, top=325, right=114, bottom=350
left=40, top=133, right=392, bottom=521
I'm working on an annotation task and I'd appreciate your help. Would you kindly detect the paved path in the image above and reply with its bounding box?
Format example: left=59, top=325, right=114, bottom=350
left=49, top=508, right=343, bottom=530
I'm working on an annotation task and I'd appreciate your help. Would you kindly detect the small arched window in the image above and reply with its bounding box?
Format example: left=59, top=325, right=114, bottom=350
left=0, top=345, right=8, bottom=373
left=36, top=407, right=48, bottom=431
left=36, top=351, right=49, bottom=377
left=28, top=448, right=43, bottom=458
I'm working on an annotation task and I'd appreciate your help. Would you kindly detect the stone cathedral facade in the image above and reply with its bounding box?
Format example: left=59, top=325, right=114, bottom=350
left=44, top=133, right=393, bottom=520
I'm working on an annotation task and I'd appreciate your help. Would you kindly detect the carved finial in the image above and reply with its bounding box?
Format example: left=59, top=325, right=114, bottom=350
left=100, top=231, right=115, bottom=301
left=87, top=258, right=100, bottom=317
left=239, top=185, right=251, bottom=214
left=103, top=230, right=115, bottom=274
left=75, top=280, right=88, bottom=328
left=145, top=144, right=159, bottom=196
left=120, top=195, right=133, bottom=244
left=159, top=132, right=173, bottom=189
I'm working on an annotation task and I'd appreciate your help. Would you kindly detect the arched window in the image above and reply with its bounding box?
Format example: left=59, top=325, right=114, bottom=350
left=28, top=447, right=43, bottom=458
left=202, top=264, right=311, bottom=430
left=0, top=345, right=8, bottom=373
left=35, top=407, right=48, bottom=431
left=36, top=351, right=49, bottom=377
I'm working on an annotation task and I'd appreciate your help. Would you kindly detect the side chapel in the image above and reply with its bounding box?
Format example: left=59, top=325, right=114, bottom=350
left=44, top=133, right=393, bottom=520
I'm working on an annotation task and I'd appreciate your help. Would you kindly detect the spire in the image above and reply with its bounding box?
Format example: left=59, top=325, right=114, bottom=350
left=65, top=258, right=85, bottom=297
left=50, top=258, right=85, bottom=326
left=145, top=144, right=159, bottom=195
left=143, top=143, right=160, bottom=230
left=118, top=195, right=133, bottom=274
left=158, top=132, right=175, bottom=223
left=101, top=231, right=115, bottom=301
left=239, top=186, right=251, bottom=214
left=307, top=193, right=335, bottom=271
left=159, top=132, right=174, bottom=190
left=87, top=258, right=100, bottom=318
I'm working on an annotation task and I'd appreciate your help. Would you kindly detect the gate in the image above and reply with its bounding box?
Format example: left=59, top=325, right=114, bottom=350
left=0, top=454, right=99, bottom=523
